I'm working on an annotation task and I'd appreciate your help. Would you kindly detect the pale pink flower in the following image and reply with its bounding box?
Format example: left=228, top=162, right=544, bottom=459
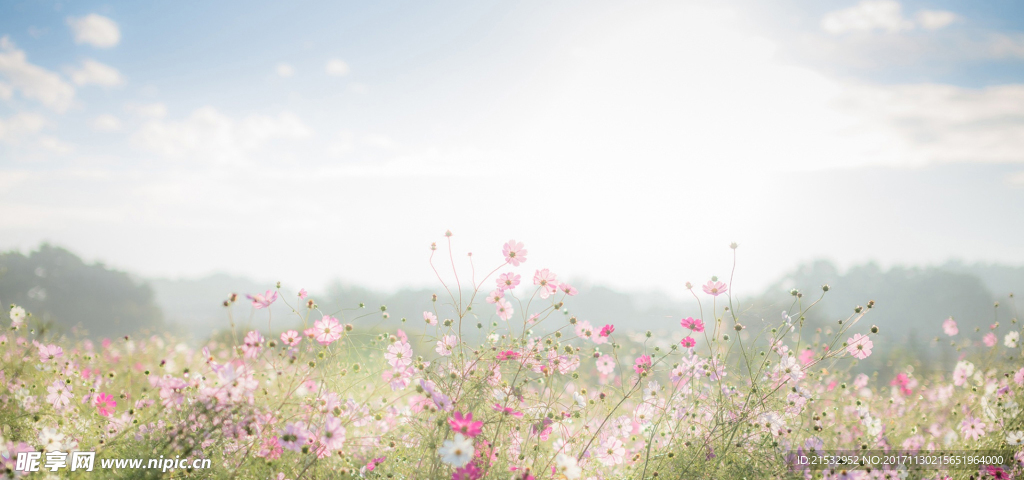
left=983, top=332, right=997, bottom=347
left=280, top=330, right=301, bottom=347
left=596, top=436, right=625, bottom=466
left=702, top=280, right=727, bottom=296
left=320, top=416, right=346, bottom=451
left=496, top=272, right=521, bottom=291
left=596, top=354, right=616, bottom=375
left=247, top=290, right=278, bottom=309
left=560, top=283, right=578, bottom=296
left=46, top=379, right=73, bottom=410
left=846, top=334, right=873, bottom=360
left=575, top=321, right=596, bottom=341
left=496, top=299, right=514, bottom=321
left=423, top=311, right=438, bottom=326
left=942, top=317, right=958, bottom=336
left=953, top=360, right=974, bottom=386
left=485, top=289, right=504, bottom=304
left=853, top=373, right=869, bottom=390
left=960, top=416, right=986, bottom=441
left=502, top=240, right=528, bottom=266
left=798, top=349, right=815, bottom=366
left=298, top=288, right=308, bottom=299
left=533, top=269, right=558, bottom=299
left=1015, top=367, right=1024, bottom=386
left=38, top=344, right=63, bottom=363
left=385, top=341, right=413, bottom=368
left=436, top=335, right=458, bottom=356
left=313, top=315, right=343, bottom=346
left=242, top=330, right=264, bottom=359
left=279, top=422, right=309, bottom=451
left=382, top=365, right=415, bottom=391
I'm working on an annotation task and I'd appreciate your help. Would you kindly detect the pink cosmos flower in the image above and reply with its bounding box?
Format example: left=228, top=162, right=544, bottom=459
left=680, top=317, right=705, bottom=332
left=320, top=416, right=346, bottom=451
left=853, top=373, right=869, bottom=390
left=633, top=355, right=652, bottom=375
left=496, top=272, right=521, bottom=291
left=94, top=392, right=116, bottom=417
left=890, top=373, right=913, bottom=395
left=424, top=311, right=438, bottom=326
left=280, top=330, right=301, bottom=347
left=247, top=290, right=278, bottom=309
left=502, top=240, right=528, bottom=266
left=702, top=280, right=727, bottom=296
left=453, top=463, right=482, bottom=480
left=279, top=422, right=309, bottom=451
left=46, top=379, right=73, bottom=410
left=983, top=332, right=997, bottom=347
left=560, top=283, right=578, bottom=296
left=599, top=324, right=615, bottom=337
left=942, top=317, right=958, bottom=336
left=798, top=349, right=815, bottom=366
left=485, top=289, right=504, bottom=304
left=385, top=341, right=413, bottom=368
left=313, top=315, right=343, bottom=346
left=298, top=288, right=308, bottom=299
left=596, top=354, right=616, bottom=375
left=492, top=404, right=523, bottom=417
left=680, top=336, right=696, bottom=348
left=38, top=344, right=63, bottom=363
left=496, top=299, right=514, bottom=321
left=1015, top=367, right=1024, bottom=386
left=383, top=365, right=415, bottom=391
left=449, top=412, right=483, bottom=437
left=436, top=335, right=458, bottom=356
left=597, top=436, right=625, bottom=466
left=960, top=416, right=986, bottom=441
left=242, top=330, right=264, bottom=359
left=496, top=350, right=520, bottom=361
left=533, top=269, right=558, bottom=299
left=846, top=334, right=873, bottom=360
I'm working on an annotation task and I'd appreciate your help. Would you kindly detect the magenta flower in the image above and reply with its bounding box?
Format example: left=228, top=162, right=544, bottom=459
left=94, top=392, right=116, bottom=417
left=496, top=272, right=521, bottom=291
left=680, top=317, right=705, bottom=332
left=942, top=317, right=958, bottom=336
left=38, top=344, right=63, bottom=363
left=502, top=240, right=528, bottom=266
left=680, top=336, right=696, bottom=348
left=313, top=315, right=343, bottom=346
left=496, top=350, right=520, bottom=361
left=702, top=280, right=728, bottom=296
left=448, top=411, right=483, bottom=437
left=246, top=290, right=278, bottom=309
left=633, top=354, right=652, bottom=374
left=280, top=330, right=301, bottom=347
left=452, top=463, right=482, bottom=480
left=599, top=324, right=615, bottom=337
left=846, top=334, right=873, bottom=359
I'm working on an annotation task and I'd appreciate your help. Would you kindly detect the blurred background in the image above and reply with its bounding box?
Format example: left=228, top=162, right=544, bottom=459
left=1, top=1, right=1022, bottom=372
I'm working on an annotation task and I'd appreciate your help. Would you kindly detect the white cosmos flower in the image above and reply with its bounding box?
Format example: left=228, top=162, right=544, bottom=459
left=438, top=433, right=474, bottom=467
left=555, top=453, right=583, bottom=479
left=1005, top=331, right=1020, bottom=348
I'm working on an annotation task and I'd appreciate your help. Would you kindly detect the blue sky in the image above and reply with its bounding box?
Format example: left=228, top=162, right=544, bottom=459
left=1, top=0, right=1022, bottom=296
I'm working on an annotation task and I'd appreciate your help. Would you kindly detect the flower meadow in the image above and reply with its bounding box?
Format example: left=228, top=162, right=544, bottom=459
left=1, top=236, right=1023, bottom=479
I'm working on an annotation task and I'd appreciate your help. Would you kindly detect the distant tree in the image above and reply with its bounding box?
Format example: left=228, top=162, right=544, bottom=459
left=0, top=244, right=163, bottom=338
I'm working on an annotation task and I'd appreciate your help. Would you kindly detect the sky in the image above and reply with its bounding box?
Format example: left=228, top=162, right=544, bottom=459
left=1, top=0, right=1023, bottom=298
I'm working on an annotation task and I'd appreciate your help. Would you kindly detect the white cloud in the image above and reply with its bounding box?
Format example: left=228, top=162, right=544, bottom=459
left=132, top=107, right=311, bottom=163
left=1007, top=171, right=1024, bottom=186
left=325, top=59, right=350, bottom=77
left=91, top=114, right=121, bottom=132
left=275, top=63, right=294, bottom=78
left=125, top=102, right=167, bottom=119
left=70, top=59, right=124, bottom=87
left=987, top=33, right=1024, bottom=59
left=0, top=37, right=76, bottom=112
left=916, top=10, right=957, bottom=30
left=821, top=0, right=914, bottom=34
left=67, top=14, right=121, bottom=48
left=0, top=81, right=11, bottom=100
left=0, top=113, right=46, bottom=142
